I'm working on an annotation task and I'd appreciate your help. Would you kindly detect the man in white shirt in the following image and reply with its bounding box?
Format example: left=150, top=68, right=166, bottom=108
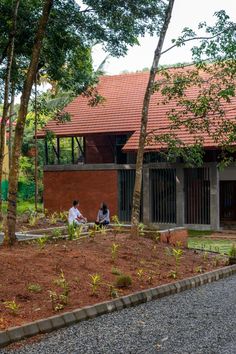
left=68, top=200, right=87, bottom=225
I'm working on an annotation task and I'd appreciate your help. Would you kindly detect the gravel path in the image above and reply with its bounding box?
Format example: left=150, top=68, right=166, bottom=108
left=2, top=275, right=236, bottom=354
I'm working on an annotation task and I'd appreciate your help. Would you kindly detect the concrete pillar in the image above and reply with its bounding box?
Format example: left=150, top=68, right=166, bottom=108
left=142, top=167, right=150, bottom=224
left=210, top=164, right=220, bottom=230
left=176, top=167, right=185, bottom=226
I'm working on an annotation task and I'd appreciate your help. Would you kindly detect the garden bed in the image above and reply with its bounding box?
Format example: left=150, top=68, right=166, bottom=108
left=0, top=232, right=228, bottom=330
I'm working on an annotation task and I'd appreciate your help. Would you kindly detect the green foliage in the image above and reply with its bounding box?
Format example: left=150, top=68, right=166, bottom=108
left=29, top=212, right=40, bottom=227
left=50, top=270, right=70, bottom=311
left=89, top=274, right=102, bottom=295
left=115, top=274, right=132, bottom=288
left=112, top=215, right=123, bottom=237
left=111, top=243, right=120, bottom=263
left=36, top=236, right=48, bottom=249
left=229, top=244, right=236, bottom=258
left=27, top=283, right=42, bottom=293
left=51, top=228, right=62, bottom=238
left=138, top=223, right=145, bottom=237
left=168, top=270, right=177, bottom=279
left=172, top=248, right=183, bottom=266
left=111, top=267, right=122, bottom=276
left=136, top=268, right=144, bottom=279
left=108, top=285, right=119, bottom=299
left=4, top=300, right=20, bottom=315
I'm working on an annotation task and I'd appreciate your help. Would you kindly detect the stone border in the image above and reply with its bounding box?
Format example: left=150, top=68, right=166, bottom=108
left=1, top=265, right=236, bottom=348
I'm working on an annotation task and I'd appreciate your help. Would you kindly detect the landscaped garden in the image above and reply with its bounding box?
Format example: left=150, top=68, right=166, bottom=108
left=0, top=228, right=228, bottom=331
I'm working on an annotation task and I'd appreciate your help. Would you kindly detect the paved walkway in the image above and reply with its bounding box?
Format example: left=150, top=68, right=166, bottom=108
left=2, top=275, right=236, bottom=354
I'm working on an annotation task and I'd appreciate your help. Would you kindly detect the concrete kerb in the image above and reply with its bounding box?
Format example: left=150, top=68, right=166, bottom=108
left=1, top=264, right=236, bottom=348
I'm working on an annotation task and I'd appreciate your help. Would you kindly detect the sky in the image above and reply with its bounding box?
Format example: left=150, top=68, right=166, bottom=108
left=92, top=0, right=236, bottom=75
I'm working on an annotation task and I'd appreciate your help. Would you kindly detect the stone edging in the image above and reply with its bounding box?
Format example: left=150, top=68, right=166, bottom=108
left=1, top=265, right=236, bottom=348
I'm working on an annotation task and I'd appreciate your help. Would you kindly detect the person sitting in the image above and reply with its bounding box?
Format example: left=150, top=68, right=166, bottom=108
left=95, top=202, right=110, bottom=227
left=68, top=200, right=87, bottom=226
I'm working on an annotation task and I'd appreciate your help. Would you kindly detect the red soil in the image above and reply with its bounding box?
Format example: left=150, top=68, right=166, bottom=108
left=0, top=233, right=227, bottom=330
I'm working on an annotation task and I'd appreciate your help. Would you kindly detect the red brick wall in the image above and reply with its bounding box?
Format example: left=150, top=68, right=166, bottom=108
left=43, top=170, right=118, bottom=221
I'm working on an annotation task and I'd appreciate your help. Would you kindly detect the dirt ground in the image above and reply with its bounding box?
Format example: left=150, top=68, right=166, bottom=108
left=0, top=232, right=228, bottom=330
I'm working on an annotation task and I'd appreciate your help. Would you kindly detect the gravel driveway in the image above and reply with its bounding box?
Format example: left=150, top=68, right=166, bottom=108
left=2, top=275, right=236, bottom=354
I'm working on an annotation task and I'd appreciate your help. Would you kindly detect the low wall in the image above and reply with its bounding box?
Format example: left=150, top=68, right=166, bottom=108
left=43, top=170, right=118, bottom=222
left=159, top=227, right=188, bottom=247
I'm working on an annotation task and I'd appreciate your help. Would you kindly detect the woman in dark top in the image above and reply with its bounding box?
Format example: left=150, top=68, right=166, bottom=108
left=95, top=202, right=110, bottom=227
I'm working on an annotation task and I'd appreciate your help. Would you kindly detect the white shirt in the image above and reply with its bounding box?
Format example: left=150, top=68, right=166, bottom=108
left=68, top=207, right=81, bottom=224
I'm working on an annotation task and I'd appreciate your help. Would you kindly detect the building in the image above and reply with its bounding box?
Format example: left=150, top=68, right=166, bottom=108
left=38, top=71, right=236, bottom=230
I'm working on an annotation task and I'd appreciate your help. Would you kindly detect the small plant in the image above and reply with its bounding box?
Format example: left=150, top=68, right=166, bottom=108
left=115, top=274, right=132, bottom=288
left=50, top=270, right=70, bottom=311
left=153, top=231, right=161, bottom=243
left=54, top=270, right=70, bottom=299
left=36, top=236, right=48, bottom=249
left=59, top=211, right=68, bottom=222
left=49, top=212, right=58, bottom=225
left=51, top=228, right=62, bottom=238
left=108, top=285, right=119, bottom=299
left=90, top=274, right=102, bottom=295
left=111, top=243, right=120, bottom=263
left=168, top=270, right=177, bottom=279
left=136, top=268, right=144, bottom=279
left=4, top=300, right=20, bottom=315
left=27, top=283, right=42, bottom=293
left=146, top=273, right=154, bottom=285
left=138, top=223, right=145, bottom=237
left=172, top=248, right=183, bottom=270
left=194, top=266, right=203, bottom=273
left=176, top=241, right=183, bottom=248
left=112, top=215, right=123, bottom=237
left=48, top=291, right=65, bottom=312
left=111, top=267, right=122, bottom=276
left=88, top=224, right=99, bottom=240
left=29, top=212, right=39, bottom=227
left=212, top=255, right=221, bottom=267
left=229, top=244, right=236, bottom=258
left=68, top=223, right=82, bottom=240
left=202, top=251, right=209, bottom=261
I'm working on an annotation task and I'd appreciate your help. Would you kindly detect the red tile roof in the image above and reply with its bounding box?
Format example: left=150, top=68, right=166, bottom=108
left=38, top=70, right=236, bottom=152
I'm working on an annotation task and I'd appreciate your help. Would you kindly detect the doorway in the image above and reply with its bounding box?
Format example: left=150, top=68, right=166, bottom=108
left=220, top=181, right=236, bottom=226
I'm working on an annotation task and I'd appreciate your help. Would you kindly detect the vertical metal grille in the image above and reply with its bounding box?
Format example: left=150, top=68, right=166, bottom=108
left=150, top=169, right=176, bottom=223
left=118, top=170, right=142, bottom=222
left=184, top=168, right=210, bottom=224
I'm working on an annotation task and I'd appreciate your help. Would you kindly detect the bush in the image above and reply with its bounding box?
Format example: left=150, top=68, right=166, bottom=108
left=229, top=244, right=236, bottom=258
left=115, top=274, right=132, bottom=288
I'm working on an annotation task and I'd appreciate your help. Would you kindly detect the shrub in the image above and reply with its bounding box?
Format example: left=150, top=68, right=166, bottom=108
left=229, top=244, right=236, bottom=258
left=27, top=283, right=42, bottom=293
left=111, top=267, right=122, bottom=276
left=115, top=274, right=132, bottom=288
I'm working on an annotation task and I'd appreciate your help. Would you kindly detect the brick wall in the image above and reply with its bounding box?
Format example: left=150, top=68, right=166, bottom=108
left=43, top=170, right=118, bottom=221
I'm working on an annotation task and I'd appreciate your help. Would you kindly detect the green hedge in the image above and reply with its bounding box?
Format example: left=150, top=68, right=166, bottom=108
left=1, top=180, right=36, bottom=201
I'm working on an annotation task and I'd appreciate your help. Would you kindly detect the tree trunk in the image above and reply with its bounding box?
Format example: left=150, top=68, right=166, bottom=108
left=0, top=0, right=20, bottom=219
left=34, top=77, right=39, bottom=211
left=131, top=0, right=175, bottom=236
left=8, top=84, right=15, bottom=172
left=5, top=0, right=53, bottom=245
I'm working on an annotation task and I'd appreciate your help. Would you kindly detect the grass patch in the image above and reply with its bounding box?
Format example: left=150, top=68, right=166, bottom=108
left=188, top=229, right=213, bottom=238
left=188, top=237, right=233, bottom=255
left=2, top=201, right=43, bottom=215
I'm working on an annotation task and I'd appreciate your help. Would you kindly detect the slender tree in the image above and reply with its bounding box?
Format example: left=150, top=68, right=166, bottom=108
left=131, top=0, right=175, bottom=235
left=0, top=0, right=20, bottom=218
left=5, top=0, right=53, bottom=245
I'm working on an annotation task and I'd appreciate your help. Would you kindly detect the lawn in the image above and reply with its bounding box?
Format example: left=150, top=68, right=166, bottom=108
left=188, top=230, right=235, bottom=255
left=2, top=200, right=43, bottom=215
